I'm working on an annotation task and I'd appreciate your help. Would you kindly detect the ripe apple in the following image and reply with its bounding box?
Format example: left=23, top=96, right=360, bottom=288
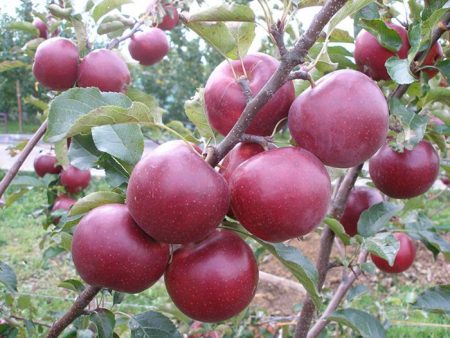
left=288, top=69, right=388, bottom=168
left=51, top=195, right=76, bottom=224
left=441, top=177, right=450, bottom=186
left=230, top=147, right=331, bottom=242
left=34, top=153, right=62, bottom=177
left=32, top=37, right=79, bottom=91
left=33, top=18, right=48, bottom=39
left=157, top=4, right=179, bottom=30
left=340, top=187, right=384, bottom=237
left=421, top=42, right=443, bottom=79
left=127, top=140, right=230, bottom=244
left=354, top=23, right=410, bottom=81
left=165, top=229, right=258, bottom=322
left=369, top=140, right=439, bottom=199
left=204, top=53, right=295, bottom=136
left=128, top=28, right=169, bottom=66
left=371, top=232, right=416, bottom=273
left=60, top=165, right=91, bottom=193
left=77, top=49, right=131, bottom=92
left=72, top=204, right=169, bottom=293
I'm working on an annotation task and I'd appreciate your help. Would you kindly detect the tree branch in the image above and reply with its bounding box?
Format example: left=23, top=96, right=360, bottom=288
left=0, top=119, right=48, bottom=199
left=107, top=18, right=144, bottom=50
left=46, top=286, right=101, bottom=338
left=240, top=134, right=273, bottom=149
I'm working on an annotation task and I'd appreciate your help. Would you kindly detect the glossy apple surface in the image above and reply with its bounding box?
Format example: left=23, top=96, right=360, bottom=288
left=33, top=18, right=48, bottom=39
left=340, top=187, right=384, bottom=236
left=77, top=49, right=130, bottom=92
left=371, top=233, right=416, bottom=273
left=354, top=23, right=410, bottom=81
left=32, top=37, right=79, bottom=91
left=165, top=229, right=258, bottom=322
left=52, top=195, right=76, bottom=212
left=72, top=204, right=169, bottom=293
left=369, top=140, right=439, bottom=199
left=230, top=147, right=331, bottom=242
left=60, top=165, right=91, bottom=193
left=288, top=69, right=388, bottom=168
left=34, top=154, right=61, bottom=177
left=205, top=53, right=295, bottom=136
left=128, top=28, right=169, bottom=66
left=157, top=4, right=179, bottom=30
left=127, top=140, right=230, bottom=244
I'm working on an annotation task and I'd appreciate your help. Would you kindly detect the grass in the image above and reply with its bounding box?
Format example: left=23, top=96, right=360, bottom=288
left=0, top=119, right=41, bottom=134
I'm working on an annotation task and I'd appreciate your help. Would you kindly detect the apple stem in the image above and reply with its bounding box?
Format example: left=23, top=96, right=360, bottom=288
left=288, top=69, right=315, bottom=87
left=240, top=134, right=273, bottom=150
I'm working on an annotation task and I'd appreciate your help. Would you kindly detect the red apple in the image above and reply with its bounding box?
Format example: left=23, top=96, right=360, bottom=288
left=371, top=232, right=416, bottom=273
left=51, top=195, right=76, bottom=224
left=32, top=37, right=79, bottom=91
left=204, top=53, right=295, bottom=136
left=422, top=42, right=443, bottom=79
left=128, top=28, right=169, bottom=66
left=34, top=153, right=62, bottom=177
left=354, top=23, right=410, bottom=81
left=340, top=187, right=384, bottom=237
left=77, top=49, right=131, bottom=92
left=441, top=177, right=450, bottom=186
left=369, top=140, right=439, bottom=199
left=60, top=165, right=91, bottom=193
left=230, top=147, right=331, bottom=242
left=165, top=229, right=258, bottom=322
left=33, top=18, right=48, bottom=39
left=127, top=140, right=230, bottom=244
left=288, top=69, right=389, bottom=168
left=72, top=204, right=169, bottom=293
left=157, top=4, right=179, bottom=31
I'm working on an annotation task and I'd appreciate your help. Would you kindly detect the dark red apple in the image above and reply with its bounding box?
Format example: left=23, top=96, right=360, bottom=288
left=127, top=140, right=230, bottom=244
left=441, top=177, right=450, bottom=186
left=288, top=69, right=388, bottom=168
left=165, top=229, right=258, bottom=322
left=51, top=195, right=76, bottom=224
left=157, top=4, right=179, bottom=30
left=32, top=37, right=79, bottom=91
left=421, top=42, right=443, bottom=79
left=369, top=140, right=439, bottom=199
left=371, top=232, right=416, bottom=273
left=34, top=153, right=62, bottom=177
left=60, top=165, right=91, bottom=193
left=230, top=147, right=331, bottom=242
left=33, top=18, right=48, bottom=39
left=72, top=204, right=169, bottom=293
left=354, top=23, right=410, bottom=81
left=128, top=28, right=169, bottom=66
left=77, top=49, right=131, bottom=92
left=205, top=53, right=295, bottom=136
left=340, top=187, right=384, bottom=237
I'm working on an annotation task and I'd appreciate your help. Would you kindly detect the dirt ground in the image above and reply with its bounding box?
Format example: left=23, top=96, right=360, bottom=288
left=252, top=232, right=450, bottom=315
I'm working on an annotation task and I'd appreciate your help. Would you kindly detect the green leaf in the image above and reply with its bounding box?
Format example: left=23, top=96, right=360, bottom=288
left=353, top=3, right=380, bottom=37
left=10, top=175, right=46, bottom=188
left=0, top=60, right=28, bottom=73
left=328, top=0, right=374, bottom=34
left=329, top=29, right=354, bottom=43
left=328, top=308, right=386, bottom=338
left=92, top=0, right=133, bottom=22
left=97, top=20, right=126, bottom=35
left=166, top=121, right=197, bottom=143
left=90, top=308, right=116, bottom=338
left=69, top=191, right=124, bottom=217
left=92, top=124, right=144, bottom=165
left=412, top=285, right=450, bottom=315
left=187, top=4, right=255, bottom=22
left=184, top=88, right=215, bottom=140
left=7, top=21, right=39, bottom=36
left=71, top=18, right=89, bottom=54
left=129, top=310, right=181, bottom=338
left=58, top=279, right=85, bottom=293
left=68, top=135, right=101, bottom=170
left=347, top=285, right=369, bottom=302
left=126, top=88, right=162, bottom=123
left=47, top=4, right=73, bottom=19
left=359, top=19, right=402, bottom=52
left=24, top=96, right=48, bottom=111
left=0, top=261, right=17, bottom=293
left=436, top=59, right=450, bottom=81
left=385, top=57, right=416, bottom=85
left=358, top=202, right=403, bottom=238
left=113, top=291, right=125, bottom=305
left=420, top=87, right=450, bottom=107
left=364, top=232, right=400, bottom=266
left=255, top=240, right=321, bottom=308
left=54, top=139, right=69, bottom=168
left=324, top=218, right=350, bottom=245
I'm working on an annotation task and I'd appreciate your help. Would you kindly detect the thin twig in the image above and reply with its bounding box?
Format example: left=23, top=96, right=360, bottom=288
left=240, top=134, right=273, bottom=149
left=107, top=18, right=144, bottom=49
left=271, top=21, right=288, bottom=59
left=288, top=69, right=315, bottom=87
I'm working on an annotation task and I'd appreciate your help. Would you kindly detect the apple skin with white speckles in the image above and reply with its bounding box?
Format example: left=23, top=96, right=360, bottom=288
left=369, top=140, right=439, bottom=199
left=165, top=229, right=258, bottom=322
left=72, top=204, right=169, bottom=293
left=126, top=140, right=230, bottom=244
left=230, top=147, right=331, bottom=242
left=371, top=233, right=416, bottom=273
left=288, top=69, right=389, bottom=168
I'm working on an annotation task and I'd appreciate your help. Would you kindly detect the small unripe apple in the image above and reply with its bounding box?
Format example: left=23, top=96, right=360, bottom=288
left=371, top=232, right=416, bottom=273
left=128, top=28, right=169, bottom=66
left=157, top=4, right=179, bottom=30
left=165, top=229, right=258, bottom=322
left=127, top=140, right=230, bottom=244
left=32, top=37, right=79, bottom=91
left=60, top=165, right=91, bottom=193
left=72, top=204, right=169, bottom=293
left=369, top=140, right=439, bottom=199
left=230, top=147, right=331, bottom=242
left=34, top=153, right=62, bottom=177
left=288, top=69, right=388, bottom=168
left=340, top=187, right=384, bottom=237
left=77, top=49, right=131, bottom=92
left=33, top=18, right=48, bottom=39
left=354, top=23, right=410, bottom=81
left=205, top=53, right=295, bottom=136
left=51, top=195, right=76, bottom=224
